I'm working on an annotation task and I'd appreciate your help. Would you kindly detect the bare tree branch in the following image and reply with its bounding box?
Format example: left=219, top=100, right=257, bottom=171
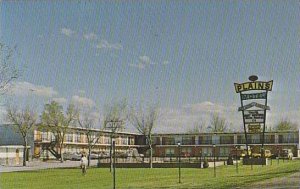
left=6, top=105, right=38, bottom=166
left=0, top=43, right=20, bottom=95
left=128, top=103, right=159, bottom=168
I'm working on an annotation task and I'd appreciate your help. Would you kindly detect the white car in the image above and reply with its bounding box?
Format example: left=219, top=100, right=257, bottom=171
left=281, top=149, right=293, bottom=160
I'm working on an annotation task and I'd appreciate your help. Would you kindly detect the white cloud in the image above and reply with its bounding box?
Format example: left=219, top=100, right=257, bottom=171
left=71, top=95, right=95, bottom=108
left=83, top=32, right=97, bottom=40
left=96, top=40, right=123, bottom=50
left=156, top=101, right=241, bottom=133
left=163, top=60, right=170, bottom=65
left=139, top=56, right=154, bottom=65
left=9, top=81, right=58, bottom=97
left=52, top=97, right=67, bottom=104
left=130, top=56, right=169, bottom=69
left=61, top=28, right=76, bottom=37
left=129, top=63, right=145, bottom=69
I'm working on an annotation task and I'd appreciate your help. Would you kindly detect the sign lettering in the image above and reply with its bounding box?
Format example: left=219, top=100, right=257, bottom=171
left=234, top=80, right=273, bottom=93
left=238, top=102, right=270, bottom=111
left=241, top=92, right=267, bottom=100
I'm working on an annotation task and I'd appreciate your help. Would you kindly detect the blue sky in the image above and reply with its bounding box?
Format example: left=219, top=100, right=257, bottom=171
left=1, top=1, right=299, bottom=132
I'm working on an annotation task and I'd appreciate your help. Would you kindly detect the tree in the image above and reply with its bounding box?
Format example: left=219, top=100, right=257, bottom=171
left=77, top=107, right=101, bottom=166
left=103, top=99, right=127, bottom=171
left=128, top=104, right=159, bottom=168
left=207, top=113, right=228, bottom=132
left=274, top=118, right=298, bottom=131
left=0, top=43, right=19, bottom=95
left=6, top=106, right=38, bottom=166
left=41, top=101, right=77, bottom=162
left=187, top=119, right=206, bottom=133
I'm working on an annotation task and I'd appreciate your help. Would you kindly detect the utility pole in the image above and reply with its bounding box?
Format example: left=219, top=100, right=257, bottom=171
left=105, top=120, right=123, bottom=172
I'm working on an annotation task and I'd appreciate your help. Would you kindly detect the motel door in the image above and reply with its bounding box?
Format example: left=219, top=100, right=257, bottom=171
left=15, top=149, right=20, bottom=165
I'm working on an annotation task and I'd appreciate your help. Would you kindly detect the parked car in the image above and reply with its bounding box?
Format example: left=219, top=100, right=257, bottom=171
left=252, top=150, right=272, bottom=158
left=71, top=153, right=82, bottom=161
left=280, top=149, right=293, bottom=160
left=88, top=153, right=99, bottom=160
left=230, top=148, right=251, bottom=159
left=62, top=152, right=82, bottom=161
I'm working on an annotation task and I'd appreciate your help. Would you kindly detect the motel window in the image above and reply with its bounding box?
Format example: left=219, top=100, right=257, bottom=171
left=182, top=136, right=194, bottom=145
left=104, top=136, right=110, bottom=144
left=199, top=136, right=212, bottom=144
left=219, top=147, right=230, bottom=156
left=163, top=137, right=175, bottom=145
left=220, top=136, right=234, bottom=144
left=153, top=137, right=161, bottom=145
left=121, top=138, right=127, bottom=145
left=66, top=134, right=73, bottom=142
left=42, top=132, right=48, bottom=141
left=181, top=147, right=192, bottom=156
left=75, top=133, right=81, bottom=143
left=165, top=148, right=175, bottom=157
left=202, top=147, right=212, bottom=157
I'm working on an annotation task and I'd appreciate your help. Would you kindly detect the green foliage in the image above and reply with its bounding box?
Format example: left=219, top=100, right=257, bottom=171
left=41, top=101, right=77, bottom=161
left=203, top=159, right=209, bottom=168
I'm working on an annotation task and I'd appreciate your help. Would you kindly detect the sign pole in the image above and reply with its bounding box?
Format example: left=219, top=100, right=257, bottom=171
left=113, top=140, right=116, bottom=189
left=261, top=91, right=268, bottom=158
left=239, top=92, right=249, bottom=156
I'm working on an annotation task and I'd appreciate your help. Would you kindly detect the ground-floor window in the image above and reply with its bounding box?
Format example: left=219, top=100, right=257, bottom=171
left=219, top=147, right=230, bottom=156
left=165, top=148, right=175, bottom=157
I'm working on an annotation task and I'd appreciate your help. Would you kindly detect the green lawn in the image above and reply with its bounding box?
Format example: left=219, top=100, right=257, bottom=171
left=1, top=160, right=300, bottom=189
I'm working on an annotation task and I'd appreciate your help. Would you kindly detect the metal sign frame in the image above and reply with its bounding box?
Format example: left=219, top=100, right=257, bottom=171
left=235, top=76, right=272, bottom=157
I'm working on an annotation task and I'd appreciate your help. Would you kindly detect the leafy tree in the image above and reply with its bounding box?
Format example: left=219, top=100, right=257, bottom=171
left=41, top=101, right=77, bottom=162
left=207, top=113, right=228, bottom=132
left=274, top=118, right=298, bottom=131
left=128, top=103, right=159, bottom=168
left=6, top=106, right=38, bottom=166
left=0, top=43, right=19, bottom=94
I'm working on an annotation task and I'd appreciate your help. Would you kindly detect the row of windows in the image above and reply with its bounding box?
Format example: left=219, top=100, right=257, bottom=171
left=35, top=132, right=135, bottom=145
left=154, top=134, right=299, bottom=145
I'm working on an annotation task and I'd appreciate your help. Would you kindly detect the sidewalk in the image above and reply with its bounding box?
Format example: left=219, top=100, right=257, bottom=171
left=0, top=160, right=99, bottom=173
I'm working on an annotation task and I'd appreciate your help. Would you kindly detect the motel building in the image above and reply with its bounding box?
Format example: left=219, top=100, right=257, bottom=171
left=1, top=124, right=300, bottom=165
left=33, top=127, right=300, bottom=160
left=151, top=131, right=300, bottom=158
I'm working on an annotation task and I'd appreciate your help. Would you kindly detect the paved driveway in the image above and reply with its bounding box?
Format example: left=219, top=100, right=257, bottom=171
left=0, top=160, right=99, bottom=173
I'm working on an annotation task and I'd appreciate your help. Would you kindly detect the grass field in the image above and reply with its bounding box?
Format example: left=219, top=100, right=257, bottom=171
left=1, top=160, right=300, bottom=189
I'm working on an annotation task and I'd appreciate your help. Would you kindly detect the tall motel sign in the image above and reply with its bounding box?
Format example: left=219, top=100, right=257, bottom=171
left=234, top=75, right=273, bottom=157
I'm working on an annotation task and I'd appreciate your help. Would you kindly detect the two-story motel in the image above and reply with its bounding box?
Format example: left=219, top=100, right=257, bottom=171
left=33, top=127, right=300, bottom=159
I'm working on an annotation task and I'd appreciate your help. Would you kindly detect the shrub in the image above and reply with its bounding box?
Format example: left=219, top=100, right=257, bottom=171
left=203, top=159, right=209, bottom=168
left=227, top=156, right=233, bottom=165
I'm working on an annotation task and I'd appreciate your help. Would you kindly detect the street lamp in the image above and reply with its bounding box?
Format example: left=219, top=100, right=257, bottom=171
left=277, top=147, right=280, bottom=165
left=105, top=120, right=123, bottom=172
left=213, top=144, right=216, bottom=177
left=261, top=147, right=264, bottom=167
left=235, top=146, right=238, bottom=174
left=112, top=139, right=116, bottom=189
left=199, top=150, right=202, bottom=168
left=178, top=142, right=181, bottom=183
